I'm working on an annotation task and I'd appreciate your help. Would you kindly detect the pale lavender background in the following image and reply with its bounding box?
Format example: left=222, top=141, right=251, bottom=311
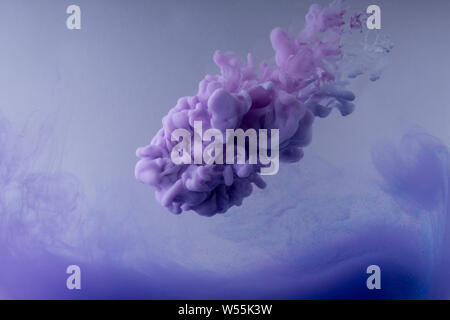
left=0, top=0, right=449, bottom=299
left=0, top=0, right=448, bottom=194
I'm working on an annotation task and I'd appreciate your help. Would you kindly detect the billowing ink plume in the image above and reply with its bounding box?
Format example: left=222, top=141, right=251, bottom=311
left=135, top=0, right=390, bottom=216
